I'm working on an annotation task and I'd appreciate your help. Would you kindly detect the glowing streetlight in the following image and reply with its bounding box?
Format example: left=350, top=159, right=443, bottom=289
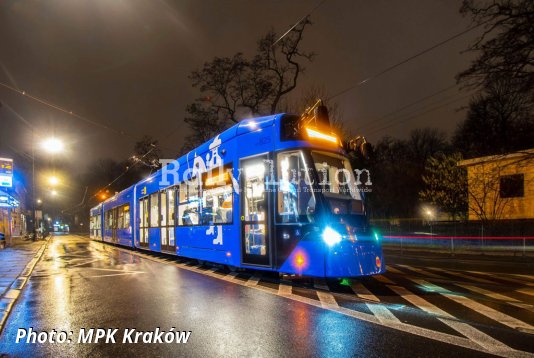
left=41, top=138, right=65, bottom=154
left=50, top=190, right=58, bottom=196
left=36, top=199, right=42, bottom=204
left=48, top=176, right=59, bottom=186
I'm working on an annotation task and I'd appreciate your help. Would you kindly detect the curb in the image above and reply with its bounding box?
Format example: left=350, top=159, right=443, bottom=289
left=0, top=238, right=50, bottom=334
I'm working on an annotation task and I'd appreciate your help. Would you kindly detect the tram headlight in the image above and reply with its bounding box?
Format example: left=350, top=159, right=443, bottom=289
left=323, top=226, right=342, bottom=246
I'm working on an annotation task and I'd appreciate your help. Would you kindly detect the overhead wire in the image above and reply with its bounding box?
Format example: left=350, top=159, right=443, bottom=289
left=365, top=93, right=474, bottom=136
left=326, top=19, right=491, bottom=101
left=354, top=83, right=459, bottom=132
left=0, top=81, right=133, bottom=138
left=272, top=0, right=328, bottom=47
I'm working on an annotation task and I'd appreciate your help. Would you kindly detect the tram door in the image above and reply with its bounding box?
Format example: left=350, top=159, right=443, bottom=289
left=240, top=155, right=272, bottom=266
left=111, top=208, right=118, bottom=243
left=159, top=189, right=176, bottom=252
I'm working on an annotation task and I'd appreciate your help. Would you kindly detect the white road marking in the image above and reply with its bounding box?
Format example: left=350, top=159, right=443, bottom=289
left=278, top=282, right=292, bottom=296
left=223, top=272, right=241, bottom=282
left=512, top=274, right=534, bottom=281
left=107, top=244, right=527, bottom=357
left=398, top=265, right=447, bottom=279
left=431, top=268, right=495, bottom=284
left=82, top=267, right=145, bottom=273
left=456, top=284, right=521, bottom=303
left=68, top=258, right=102, bottom=267
left=84, top=272, right=145, bottom=278
left=468, top=271, right=534, bottom=286
left=366, top=303, right=400, bottom=324
left=517, top=288, right=534, bottom=297
left=350, top=281, right=380, bottom=302
left=428, top=282, right=534, bottom=332
left=245, top=274, right=261, bottom=287
left=387, top=284, right=513, bottom=355
left=316, top=290, right=338, bottom=308
left=352, top=276, right=421, bottom=325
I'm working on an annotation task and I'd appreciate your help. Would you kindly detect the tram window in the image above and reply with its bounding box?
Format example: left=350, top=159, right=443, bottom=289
left=150, top=192, right=159, bottom=227
left=123, top=205, right=130, bottom=229
left=277, top=151, right=315, bottom=223
left=105, top=210, right=113, bottom=230
left=168, top=188, right=176, bottom=226
left=311, top=151, right=360, bottom=200
left=117, top=206, right=124, bottom=229
left=139, top=198, right=147, bottom=228
left=160, top=191, right=167, bottom=226
left=201, top=165, right=233, bottom=225
left=178, top=181, right=200, bottom=226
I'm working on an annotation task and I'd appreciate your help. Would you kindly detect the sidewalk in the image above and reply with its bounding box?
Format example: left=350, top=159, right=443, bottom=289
left=0, top=237, right=49, bottom=332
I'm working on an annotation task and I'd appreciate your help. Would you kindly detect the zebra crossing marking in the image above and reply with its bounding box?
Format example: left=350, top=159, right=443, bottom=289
left=106, top=243, right=532, bottom=357
left=468, top=271, right=534, bottom=287
left=346, top=282, right=401, bottom=324
left=387, top=283, right=513, bottom=355
left=316, top=290, right=339, bottom=308
left=456, top=284, right=521, bottom=303
left=426, top=282, right=534, bottom=332
left=350, top=281, right=380, bottom=302
left=278, top=281, right=292, bottom=296
left=430, top=268, right=496, bottom=284
left=397, top=265, right=448, bottom=279
left=245, top=274, right=261, bottom=287
left=517, top=288, right=534, bottom=297
left=512, top=274, right=534, bottom=281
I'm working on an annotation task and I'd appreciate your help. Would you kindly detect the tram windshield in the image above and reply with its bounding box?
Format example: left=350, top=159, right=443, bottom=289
left=310, top=151, right=365, bottom=218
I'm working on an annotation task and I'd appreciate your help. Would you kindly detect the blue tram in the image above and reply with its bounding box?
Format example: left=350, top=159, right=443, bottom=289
left=90, top=109, right=385, bottom=278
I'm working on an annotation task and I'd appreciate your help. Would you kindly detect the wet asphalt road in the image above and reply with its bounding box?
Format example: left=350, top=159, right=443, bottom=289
left=0, top=235, right=532, bottom=357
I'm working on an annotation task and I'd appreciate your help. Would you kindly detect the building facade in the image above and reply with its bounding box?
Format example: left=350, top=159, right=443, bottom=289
left=458, top=149, right=534, bottom=221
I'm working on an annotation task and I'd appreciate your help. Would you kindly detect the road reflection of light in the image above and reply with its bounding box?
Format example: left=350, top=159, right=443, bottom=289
left=290, top=303, right=311, bottom=340
left=49, top=241, right=62, bottom=270
left=53, top=274, right=72, bottom=329
left=316, top=311, right=365, bottom=357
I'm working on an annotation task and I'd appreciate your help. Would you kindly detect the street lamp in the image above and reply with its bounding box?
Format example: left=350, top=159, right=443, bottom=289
left=50, top=190, right=58, bottom=196
left=36, top=199, right=42, bottom=204
left=48, top=176, right=59, bottom=186
left=41, top=138, right=65, bottom=154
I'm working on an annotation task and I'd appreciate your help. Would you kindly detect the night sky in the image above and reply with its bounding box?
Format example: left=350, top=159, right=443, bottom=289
left=1, top=0, right=479, bottom=172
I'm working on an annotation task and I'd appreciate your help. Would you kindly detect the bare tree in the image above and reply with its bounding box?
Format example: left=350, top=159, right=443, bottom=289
left=457, top=0, right=534, bottom=94
left=453, top=77, right=533, bottom=157
left=182, top=20, right=314, bottom=150
left=132, top=135, right=162, bottom=169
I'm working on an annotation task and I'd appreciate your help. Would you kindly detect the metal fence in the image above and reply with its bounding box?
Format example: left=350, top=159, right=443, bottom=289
left=371, top=219, right=534, bottom=257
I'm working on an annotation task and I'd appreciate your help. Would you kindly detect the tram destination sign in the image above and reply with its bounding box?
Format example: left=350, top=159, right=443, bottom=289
left=0, top=157, right=13, bottom=188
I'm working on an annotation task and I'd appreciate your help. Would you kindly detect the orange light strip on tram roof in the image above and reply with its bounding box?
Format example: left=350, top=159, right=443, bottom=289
left=305, top=127, right=338, bottom=144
